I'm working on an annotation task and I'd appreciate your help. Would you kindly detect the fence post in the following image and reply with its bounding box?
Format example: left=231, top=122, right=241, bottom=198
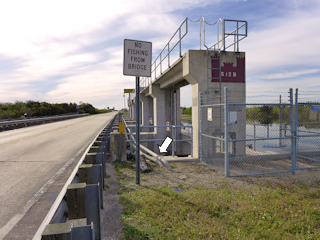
left=253, top=124, right=256, bottom=151
left=171, top=126, right=174, bottom=157
left=294, top=88, right=299, bottom=169
left=129, top=127, right=133, bottom=152
left=279, top=95, right=283, bottom=147
left=289, top=88, right=296, bottom=174
left=199, top=92, right=203, bottom=162
left=224, top=87, right=230, bottom=176
left=191, top=126, right=193, bottom=158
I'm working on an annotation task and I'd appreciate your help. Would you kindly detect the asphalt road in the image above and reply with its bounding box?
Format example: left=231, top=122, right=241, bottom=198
left=0, top=112, right=117, bottom=240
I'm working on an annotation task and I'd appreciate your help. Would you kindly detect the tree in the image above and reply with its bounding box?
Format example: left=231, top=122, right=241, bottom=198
left=258, top=106, right=277, bottom=124
left=183, top=107, right=192, bottom=115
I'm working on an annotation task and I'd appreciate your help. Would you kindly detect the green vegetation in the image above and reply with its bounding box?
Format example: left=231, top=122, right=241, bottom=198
left=115, top=161, right=320, bottom=239
left=181, top=107, right=192, bottom=115
left=120, top=111, right=129, bottom=118
left=181, top=107, right=192, bottom=124
left=0, top=100, right=112, bottom=119
left=246, top=105, right=318, bottom=125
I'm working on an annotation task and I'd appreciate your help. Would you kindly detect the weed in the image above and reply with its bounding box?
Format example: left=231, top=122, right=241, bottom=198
left=298, top=184, right=309, bottom=190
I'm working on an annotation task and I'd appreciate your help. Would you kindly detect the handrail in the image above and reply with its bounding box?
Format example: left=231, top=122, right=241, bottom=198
left=140, top=18, right=188, bottom=88
left=137, top=18, right=247, bottom=90
left=122, top=118, right=172, bottom=168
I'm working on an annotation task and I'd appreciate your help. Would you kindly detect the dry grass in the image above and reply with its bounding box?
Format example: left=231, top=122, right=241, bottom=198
left=115, top=160, right=320, bottom=239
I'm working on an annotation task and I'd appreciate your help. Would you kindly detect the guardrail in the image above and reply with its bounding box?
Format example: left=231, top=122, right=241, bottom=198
left=0, top=114, right=89, bottom=131
left=33, top=114, right=118, bottom=240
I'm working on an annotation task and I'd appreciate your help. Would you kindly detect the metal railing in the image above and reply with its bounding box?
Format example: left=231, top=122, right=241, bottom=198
left=0, top=113, right=88, bottom=130
left=139, top=18, right=248, bottom=89
left=210, top=19, right=247, bottom=52
left=140, top=18, right=188, bottom=88
left=126, top=125, right=193, bottom=157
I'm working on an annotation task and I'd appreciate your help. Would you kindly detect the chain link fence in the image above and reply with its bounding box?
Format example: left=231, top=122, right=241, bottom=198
left=200, top=88, right=320, bottom=177
left=296, top=91, right=320, bottom=170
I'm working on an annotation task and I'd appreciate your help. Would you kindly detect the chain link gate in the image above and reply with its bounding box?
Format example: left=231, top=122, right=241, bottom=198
left=295, top=89, right=320, bottom=171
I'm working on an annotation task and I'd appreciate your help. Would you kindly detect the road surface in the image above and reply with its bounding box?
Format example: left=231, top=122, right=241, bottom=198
left=0, top=112, right=116, bottom=239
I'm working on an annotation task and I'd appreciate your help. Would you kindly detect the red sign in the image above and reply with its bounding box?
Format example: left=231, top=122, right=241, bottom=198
left=211, top=56, right=245, bottom=83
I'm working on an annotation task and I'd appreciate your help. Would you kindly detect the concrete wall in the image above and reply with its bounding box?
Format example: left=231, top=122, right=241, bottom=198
left=133, top=50, right=246, bottom=158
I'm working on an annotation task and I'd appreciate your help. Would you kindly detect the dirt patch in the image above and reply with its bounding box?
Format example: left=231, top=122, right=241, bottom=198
left=121, top=161, right=320, bottom=190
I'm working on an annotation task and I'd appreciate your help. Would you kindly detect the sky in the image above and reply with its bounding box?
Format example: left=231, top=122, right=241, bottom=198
left=0, top=0, right=319, bottom=109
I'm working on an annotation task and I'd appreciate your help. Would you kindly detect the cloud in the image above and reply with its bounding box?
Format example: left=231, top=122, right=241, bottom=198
left=243, top=9, right=320, bottom=75
left=263, top=69, right=320, bottom=80
left=1, top=0, right=319, bottom=109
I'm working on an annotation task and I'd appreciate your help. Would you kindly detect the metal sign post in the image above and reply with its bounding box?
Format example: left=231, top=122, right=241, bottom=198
left=135, top=76, right=140, bottom=184
left=123, top=39, right=152, bottom=185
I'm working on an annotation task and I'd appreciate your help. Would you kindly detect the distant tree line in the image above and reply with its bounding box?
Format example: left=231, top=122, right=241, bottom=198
left=0, top=101, right=112, bottom=120
left=181, top=107, right=192, bottom=115
left=246, top=104, right=317, bottom=124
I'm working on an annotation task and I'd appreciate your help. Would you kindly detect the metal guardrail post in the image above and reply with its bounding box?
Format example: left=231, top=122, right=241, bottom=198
left=72, top=224, right=94, bottom=240
left=85, top=184, right=101, bottom=240
left=224, top=87, right=230, bottom=176
left=67, top=183, right=87, bottom=219
left=91, top=164, right=104, bottom=209
left=96, top=152, right=106, bottom=188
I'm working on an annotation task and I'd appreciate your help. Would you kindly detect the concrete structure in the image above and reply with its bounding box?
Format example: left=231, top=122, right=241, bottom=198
left=128, top=50, right=246, bottom=158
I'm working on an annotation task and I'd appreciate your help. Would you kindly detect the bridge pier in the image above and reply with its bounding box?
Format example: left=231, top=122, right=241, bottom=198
left=140, top=94, right=153, bottom=126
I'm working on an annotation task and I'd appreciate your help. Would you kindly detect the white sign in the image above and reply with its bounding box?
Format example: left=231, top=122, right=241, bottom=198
left=123, top=39, right=152, bottom=77
left=208, top=108, right=212, bottom=121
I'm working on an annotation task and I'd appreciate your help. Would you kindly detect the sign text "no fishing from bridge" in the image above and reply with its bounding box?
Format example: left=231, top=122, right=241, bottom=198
left=123, top=39, right=152, bottom=77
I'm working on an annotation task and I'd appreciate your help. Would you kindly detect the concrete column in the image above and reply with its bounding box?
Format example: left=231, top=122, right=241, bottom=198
left=183, top=50, right=246, bottom=158
left=170, top=88, right=181, bottom=126
left=150, top=84, right=167, bottom=127
left=149, top=84, right=168, bottom=154
left=131, top=100, right=135, bottom=120
left=140, top=94, right=153, bottom=126
left=128, top=102, right=131, bottom=119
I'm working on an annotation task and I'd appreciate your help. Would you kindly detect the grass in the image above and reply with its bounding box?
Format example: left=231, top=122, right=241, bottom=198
left=115, top=160, right=320, bottom=239
left=181, top=114, right=192, bottom=119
